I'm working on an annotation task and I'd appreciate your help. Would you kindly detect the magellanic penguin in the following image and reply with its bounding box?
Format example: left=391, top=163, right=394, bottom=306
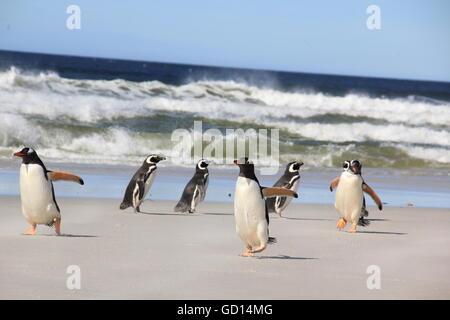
left=14, top=147, right=84, bottom=235
left=174, top=159, right=210, bottom=214
left=120, top=154, right=166, bottom=213
left=234, top=158, right=298, bottom=257
left=266, top=161, right=303, bottom=217
left=329, top=159, right=382, bottom=233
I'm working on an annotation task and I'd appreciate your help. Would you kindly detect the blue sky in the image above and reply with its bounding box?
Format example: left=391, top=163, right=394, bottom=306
left=0, top=0, right=449, bottom=82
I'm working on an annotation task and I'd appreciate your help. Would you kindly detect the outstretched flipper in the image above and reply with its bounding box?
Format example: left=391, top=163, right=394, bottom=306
left=362, top=183, right=382, bottom=210
left=48, top=171, right=84, bottom=185
left=329, top=177, right=340, bottom=191
left=262, top=187, right=298, bottom=198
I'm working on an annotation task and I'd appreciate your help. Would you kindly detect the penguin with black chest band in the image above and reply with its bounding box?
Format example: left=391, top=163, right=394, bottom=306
left=329, top=159, right=382, bottom=233
left=233, top=158, right=298, bottom=257
left=120, top=154, right=166, bottom=213
left=14, top=147, right=84, bottom=235
left=174, top=159, right=210, bottom=214
left=266, top=161, right=303, bottom=217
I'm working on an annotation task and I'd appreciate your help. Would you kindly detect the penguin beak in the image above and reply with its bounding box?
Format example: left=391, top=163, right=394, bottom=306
left=298, top=161, right=304, bottom=167
left=14, top=152, right=26, bottom=157
left=351, top=166, right=361, bottom=174
left=158, top=156, right=166, bottom=161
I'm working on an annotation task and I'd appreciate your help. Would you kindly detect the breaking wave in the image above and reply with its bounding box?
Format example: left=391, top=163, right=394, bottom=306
left=0, top=67, right=449, bottom=170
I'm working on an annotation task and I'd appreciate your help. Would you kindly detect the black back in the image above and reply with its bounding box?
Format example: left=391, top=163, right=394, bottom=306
left=120, top=155, right=164, bottom=209
left=266, top=161, right=302, bottom=213
left=174, top=160, right=209, bottom=212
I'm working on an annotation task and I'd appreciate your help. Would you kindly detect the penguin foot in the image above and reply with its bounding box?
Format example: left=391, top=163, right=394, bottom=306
left=22, top=225, right=37, bottom=236
left=240, top=252, right=254, bottom=257
left=240, top=246, right=254, bottom=257
left=347, top=224, right=357, bottom=233
left=336, top=218, right=347, bottom=230
left=251, top=244, right=267, bottom=253
left=55, top=219, right=61, bottom=235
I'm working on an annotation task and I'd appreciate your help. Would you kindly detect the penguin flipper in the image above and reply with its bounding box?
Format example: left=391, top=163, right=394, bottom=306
left=329, top=177, right=340, bottom=192
left=48, top=171, right=84, bottom=185
left=362, top=183, right=382, bottom=210
left=262, top=187, right=298, bottom=198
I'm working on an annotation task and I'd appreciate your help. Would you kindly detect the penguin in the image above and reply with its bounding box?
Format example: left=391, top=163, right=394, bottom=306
left=233, top=158, right=298, bottom=256
left=174, top=159, right=209, bottom=214
left=14, top=147, right=84, bottom=235
left=120, top=154, right=166, bottom=213
left=266, top=161, right=303, bottom=217
left=329, top=159, right=382, bottom=233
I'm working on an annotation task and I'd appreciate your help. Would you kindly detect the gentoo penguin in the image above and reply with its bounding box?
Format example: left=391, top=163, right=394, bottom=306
left=14, top=147, right=84, bottom=235
left=120, top=154, right=166, bottom=213
left=174, top=159, right=209, bottom=214
left=234, top=158, right=298, bottom=256
left=329, top=159, right=382, bottom=233
left=266, top=161, right=303, bottom=217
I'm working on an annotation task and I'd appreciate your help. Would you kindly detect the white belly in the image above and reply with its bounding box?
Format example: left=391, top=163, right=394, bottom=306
left=20, top=164, right=60, bottom=225
left=234, top=177, right=268, bottom=247
left=142, top=172, right=156, bottom=203
left=275, top=179, right=299, bottom=213
left=335, top=172, right=363, bottom=223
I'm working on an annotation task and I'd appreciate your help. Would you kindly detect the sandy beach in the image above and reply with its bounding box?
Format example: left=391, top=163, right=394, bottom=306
left=1, top=195, right=449, bottom=300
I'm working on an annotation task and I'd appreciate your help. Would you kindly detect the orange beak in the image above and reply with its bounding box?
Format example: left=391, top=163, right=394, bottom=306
left=14, top=152, right=26, bottom=157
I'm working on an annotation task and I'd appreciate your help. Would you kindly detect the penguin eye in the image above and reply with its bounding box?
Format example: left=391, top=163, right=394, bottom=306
left=352, top=160, right=361, bottom=168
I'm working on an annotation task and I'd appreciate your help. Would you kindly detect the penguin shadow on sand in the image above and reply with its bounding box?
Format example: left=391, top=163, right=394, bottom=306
left=280, top=216, right=334, bottom=222
left=353, top=219, right=406, bottom=235
left=43, top=233, right=98, bottom=238
left=354, top=230, right=407, bottom=235
left=33, top=231, right=98, bottom=238
left=255, top=255, right=318, bottom=261
left=203, top=212, right=233, bottom=216
left=138, top=209, right=198, bottom=217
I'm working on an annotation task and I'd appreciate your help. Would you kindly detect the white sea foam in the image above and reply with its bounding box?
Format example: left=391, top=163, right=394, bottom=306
left=0, top=67, right=449, bottom=168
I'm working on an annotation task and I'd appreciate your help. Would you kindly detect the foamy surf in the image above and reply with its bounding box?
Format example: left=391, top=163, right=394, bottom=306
left=0, top=67, right=449, bottom=170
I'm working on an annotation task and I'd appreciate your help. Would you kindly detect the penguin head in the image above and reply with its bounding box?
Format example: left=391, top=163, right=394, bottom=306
left=286, top=161, right=304, bottom=174
left=196, top=159, right=209, bottom=171
left=145, top=154, right=166, bottom=165
left=342, top=160, right=352, bottom=172
left=14, top=147, right=40, bottom=164
left=233, top=157, right=257, bottom=179
left=350, top=159, right=362, bottom=175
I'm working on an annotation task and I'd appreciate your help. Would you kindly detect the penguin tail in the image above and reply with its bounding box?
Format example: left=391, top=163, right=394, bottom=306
left=174, top=201, right=189, bottom=213
left=120, top=202, right=130, bottom=210
left=268, top=237, right=277, bottom=244
left=358, top=217, right=371, bottom=227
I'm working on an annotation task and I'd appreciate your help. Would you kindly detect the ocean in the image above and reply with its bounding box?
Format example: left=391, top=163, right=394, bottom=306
left=1, top=50, right=450, bottom=172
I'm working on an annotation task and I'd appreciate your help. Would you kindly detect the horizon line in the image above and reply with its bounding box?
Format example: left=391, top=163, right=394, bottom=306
left=1, top=48, right=449, bottom=85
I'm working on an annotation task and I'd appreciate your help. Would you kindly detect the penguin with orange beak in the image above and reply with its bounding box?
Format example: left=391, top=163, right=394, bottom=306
left=14, top=147, right=84, bottom=235
left=233, top=158, right=298, bottom=256
left=330, top=159, right=382, bottom=233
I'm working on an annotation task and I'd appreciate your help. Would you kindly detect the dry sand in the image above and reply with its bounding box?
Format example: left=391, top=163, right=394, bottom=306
left=0, top=195, right=449, bottom=299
